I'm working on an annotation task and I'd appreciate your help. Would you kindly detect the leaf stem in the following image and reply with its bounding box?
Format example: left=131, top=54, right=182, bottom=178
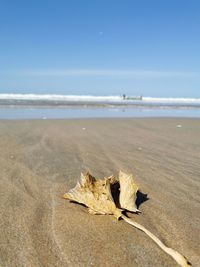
left=121, top=215, right=191, bottom=267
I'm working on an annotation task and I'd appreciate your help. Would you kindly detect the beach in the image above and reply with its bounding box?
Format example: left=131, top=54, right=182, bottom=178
left=0, top=118, right=199, bottom=267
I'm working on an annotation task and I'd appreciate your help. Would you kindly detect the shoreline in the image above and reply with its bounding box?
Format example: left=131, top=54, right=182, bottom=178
left=0, top=107, right=200, bottom=120
left=0, top=118, right=199, bottom=266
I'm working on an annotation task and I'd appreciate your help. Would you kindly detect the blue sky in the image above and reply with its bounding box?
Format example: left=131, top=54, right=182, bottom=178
left=0, top=0, right=200, bottom=97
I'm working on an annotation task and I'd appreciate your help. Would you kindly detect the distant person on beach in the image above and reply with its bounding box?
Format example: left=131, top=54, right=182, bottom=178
left=123, top=94, right=126, bottom=100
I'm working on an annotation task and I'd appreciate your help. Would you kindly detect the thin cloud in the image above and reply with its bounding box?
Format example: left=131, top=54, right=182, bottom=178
left=2, top=69, right=199, bottom=77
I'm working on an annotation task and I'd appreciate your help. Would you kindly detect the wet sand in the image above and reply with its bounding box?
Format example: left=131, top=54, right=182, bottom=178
left=0, top=118, right=199, bottom=267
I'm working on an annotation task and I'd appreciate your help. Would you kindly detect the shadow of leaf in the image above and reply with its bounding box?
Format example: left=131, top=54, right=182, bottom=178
left=136, top=190, right=149, bottom=209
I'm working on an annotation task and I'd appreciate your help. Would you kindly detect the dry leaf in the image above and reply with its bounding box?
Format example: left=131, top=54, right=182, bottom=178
left=63, top=172, right=121, bottom=219
left=63, top=171, right=191, bottom=267
left=119, top=170, right=139, bottom=212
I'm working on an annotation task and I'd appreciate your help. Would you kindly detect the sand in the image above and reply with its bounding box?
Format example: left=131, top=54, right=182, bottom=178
left=0, top=118, right=199, bottom=267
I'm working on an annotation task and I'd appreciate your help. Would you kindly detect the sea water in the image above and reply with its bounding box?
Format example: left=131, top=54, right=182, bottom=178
left=0, top=94, right=200, bottom=119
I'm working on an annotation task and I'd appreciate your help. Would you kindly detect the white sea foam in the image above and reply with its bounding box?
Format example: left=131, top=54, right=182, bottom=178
left=143, top=97, right=200, bottom=103
left=0, top=94, right=122, bottom=102
left=0, top=94, right=200, bottom=104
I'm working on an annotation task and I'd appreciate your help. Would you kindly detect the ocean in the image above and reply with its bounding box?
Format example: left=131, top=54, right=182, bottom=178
left=0, top=94, right=200, bottom=119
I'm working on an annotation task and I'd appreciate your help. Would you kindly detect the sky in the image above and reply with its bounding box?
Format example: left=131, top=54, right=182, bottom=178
left=0, top=0, right=200, bottom=97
